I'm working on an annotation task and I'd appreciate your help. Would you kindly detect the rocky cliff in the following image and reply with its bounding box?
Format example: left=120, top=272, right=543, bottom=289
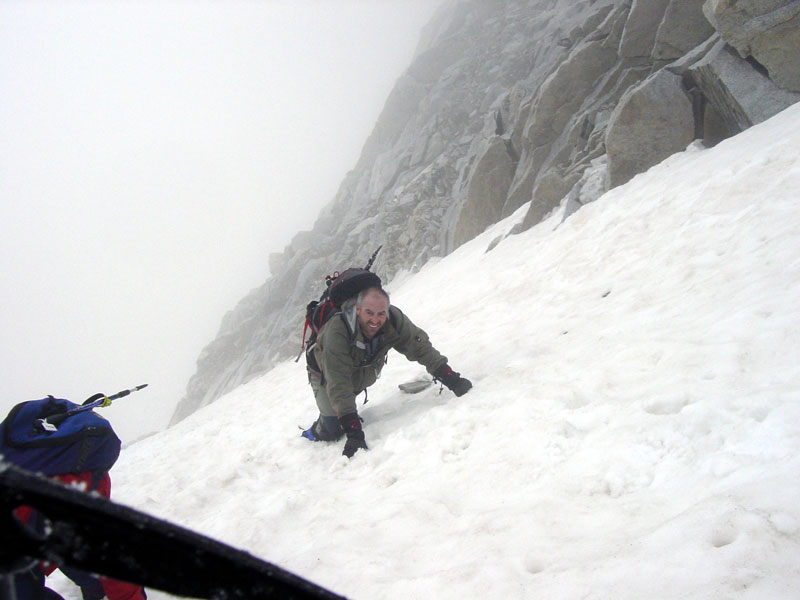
left=170, top=0, right=799, bottom=424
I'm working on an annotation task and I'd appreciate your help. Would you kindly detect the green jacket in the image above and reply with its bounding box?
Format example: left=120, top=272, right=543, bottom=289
left=310, top=301, right=447, bottom=417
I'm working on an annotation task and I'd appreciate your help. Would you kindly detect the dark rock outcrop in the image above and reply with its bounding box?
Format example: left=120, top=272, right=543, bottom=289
left=703, top=0, right=800, bottom=92
left=686, top=39, right=800, bottom=134
left=606, top=69, right=695, bottom=188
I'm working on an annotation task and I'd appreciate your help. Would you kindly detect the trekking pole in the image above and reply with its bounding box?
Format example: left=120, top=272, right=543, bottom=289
left=37, top=384, right=148, bottom=432
left=364, top=245, right=382, bottom=271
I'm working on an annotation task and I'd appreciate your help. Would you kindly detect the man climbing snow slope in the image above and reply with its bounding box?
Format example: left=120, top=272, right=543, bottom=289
left=302, top=286, right=472, bottom=457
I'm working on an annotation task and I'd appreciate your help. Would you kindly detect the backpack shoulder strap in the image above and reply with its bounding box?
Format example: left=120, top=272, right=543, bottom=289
left=338, top=299, right=358, bottom=337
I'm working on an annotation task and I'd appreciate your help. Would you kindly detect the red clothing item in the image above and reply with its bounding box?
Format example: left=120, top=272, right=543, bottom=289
left=14, top=471, right=147, bottom=600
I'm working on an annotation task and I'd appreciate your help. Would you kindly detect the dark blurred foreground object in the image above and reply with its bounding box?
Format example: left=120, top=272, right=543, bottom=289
left=0, top=462, right=347, bottom=600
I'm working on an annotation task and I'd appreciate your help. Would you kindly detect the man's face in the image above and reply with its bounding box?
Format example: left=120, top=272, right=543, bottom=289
left=356, top=292, right=389, bottom=340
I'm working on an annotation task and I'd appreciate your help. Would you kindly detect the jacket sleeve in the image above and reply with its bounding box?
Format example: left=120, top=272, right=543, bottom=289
left=390, top=306, right=448, bottom=374
left=315, top=318, right=359, bottom=417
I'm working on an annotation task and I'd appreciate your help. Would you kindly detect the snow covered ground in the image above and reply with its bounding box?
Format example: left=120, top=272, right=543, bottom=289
left=55, top=102, right=800, bottom=598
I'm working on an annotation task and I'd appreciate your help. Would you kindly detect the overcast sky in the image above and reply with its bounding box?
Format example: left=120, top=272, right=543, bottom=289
left=0, top=0, right=442, bottom=441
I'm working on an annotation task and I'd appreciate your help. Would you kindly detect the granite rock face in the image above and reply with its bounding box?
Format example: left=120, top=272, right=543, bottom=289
left=605, top=69, right=695, bottom=188
left=703, top=0, right=800, bottom=92
left=170, top=0, right=800, bottom=424
left=685, top=39, right=800, bottom=134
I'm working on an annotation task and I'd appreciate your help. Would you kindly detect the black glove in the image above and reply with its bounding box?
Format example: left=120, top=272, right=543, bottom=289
left=433, top=364, right=472, bottom=397
left=339, top=413, right=368, bottom=458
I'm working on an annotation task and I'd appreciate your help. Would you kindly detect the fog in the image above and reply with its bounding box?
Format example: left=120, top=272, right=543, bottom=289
left=0, top=0, right=441, bottom=442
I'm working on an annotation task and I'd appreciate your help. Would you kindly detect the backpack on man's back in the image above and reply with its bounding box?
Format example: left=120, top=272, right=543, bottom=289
left=297, top=246, right=383, bottom=359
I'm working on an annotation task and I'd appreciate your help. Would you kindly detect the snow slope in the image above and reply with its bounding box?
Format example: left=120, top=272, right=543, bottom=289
left=84, top=103, right=800, bottom=599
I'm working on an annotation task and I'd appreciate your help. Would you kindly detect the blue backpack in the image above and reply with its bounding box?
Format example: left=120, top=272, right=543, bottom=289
left=0, top=396, right=121, bottom=481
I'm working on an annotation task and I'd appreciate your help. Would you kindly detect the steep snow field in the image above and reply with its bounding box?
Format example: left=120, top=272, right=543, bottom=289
left=61, top=103, right=800, bottom=599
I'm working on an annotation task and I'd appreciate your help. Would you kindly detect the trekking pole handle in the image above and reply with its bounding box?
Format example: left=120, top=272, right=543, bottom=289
left=107, top=383, right=148, bottom=402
